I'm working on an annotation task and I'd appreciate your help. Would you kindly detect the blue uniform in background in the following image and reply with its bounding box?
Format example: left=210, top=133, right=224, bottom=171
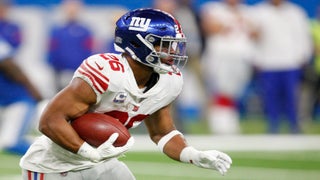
left=0, top=18, right=33, bottom=105
left=0, top=36, right=37, bottom=155
left=256, top=69, right=302, bottom=133
left=48, top=21, right=93, bottom=90
left=0, top=19, right=21, bottom=49
left=0, top=20, right=34, bottom=105
left=0, top=49, right=35, bottom=105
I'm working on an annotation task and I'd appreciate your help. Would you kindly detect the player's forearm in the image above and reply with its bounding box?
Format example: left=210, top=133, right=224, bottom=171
left=41, top=124, right=84, bottom=153
left=163, top=135, right=188, bottom=161
left=39, top=115, right=84, bottom=153
left=156, top=130, right=188, bottom=161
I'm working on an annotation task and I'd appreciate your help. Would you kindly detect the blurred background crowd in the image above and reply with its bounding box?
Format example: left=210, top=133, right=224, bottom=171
left=0, top=0, right=320, bottom=154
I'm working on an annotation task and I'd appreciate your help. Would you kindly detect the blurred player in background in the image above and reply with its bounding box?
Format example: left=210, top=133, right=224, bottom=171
left=0, top=36, right=43, bottom=154
left=310, top=5, right=320, bottom=120
left=0, top=1, right=43, bottom=155
left=153, top=0, right=206, bottom=132
left=20, top=8, right=232, bottom=179
left=0, top=0, right=20, bottom=49
left=251, top=0, right=312, bottom=133
left=48, top=0, right=94, bottom=92
left=200, top=0, right=257, bottom=134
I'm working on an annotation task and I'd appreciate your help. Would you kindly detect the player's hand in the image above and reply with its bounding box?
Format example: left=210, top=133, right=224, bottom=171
left=180, top=146, right=232, bottom=175
left=97, top=133, right=134, bottom=160
left=195, top=150, right=232, bottom=175
left=77, top=133, right=134, bottom=162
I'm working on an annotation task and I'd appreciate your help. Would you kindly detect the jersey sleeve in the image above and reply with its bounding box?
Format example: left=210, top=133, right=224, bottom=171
left=158, top=71, right=184, bottom=108
left=73, top=53, right=120, bottom=103
left=169, top=71, right=184, bottom=102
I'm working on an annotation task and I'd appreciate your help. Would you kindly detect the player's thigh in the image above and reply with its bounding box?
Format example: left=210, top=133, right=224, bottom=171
left=83, top=158, right=135, bottom=180
left=22, top=169, right=82, bottom=180
left=22, top=159, right=135, bottom=180
left=102, top=159, right=135, bottom=180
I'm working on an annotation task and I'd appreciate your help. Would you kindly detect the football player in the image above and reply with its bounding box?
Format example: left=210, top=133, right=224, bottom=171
left=20, top=8, right=232, bottom=179
left=0, top=37, right=43, bottom=154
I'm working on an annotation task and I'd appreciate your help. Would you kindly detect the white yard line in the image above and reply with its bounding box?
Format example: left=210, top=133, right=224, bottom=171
left=131, top=134, right=320, bottom=151
left=27, top=134, right=320, bottom=151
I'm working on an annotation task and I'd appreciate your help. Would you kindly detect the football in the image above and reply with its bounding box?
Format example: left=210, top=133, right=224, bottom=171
left=71, top=113, right=130, bottom=147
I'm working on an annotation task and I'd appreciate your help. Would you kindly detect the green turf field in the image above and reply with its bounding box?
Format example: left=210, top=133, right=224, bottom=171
left=1, top=150, right=320, bottom=180
left=1, top=116, right=319, bottom=179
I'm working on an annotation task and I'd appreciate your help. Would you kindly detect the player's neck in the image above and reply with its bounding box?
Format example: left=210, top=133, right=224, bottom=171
left=124, top=53, right=154, bottom=89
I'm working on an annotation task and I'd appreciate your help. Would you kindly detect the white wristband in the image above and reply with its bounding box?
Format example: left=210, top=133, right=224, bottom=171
left=77, top=142, right=101, bottom=162
left=157, top=130, right=183, bottom=153
left=180, top=146, right=199, bottom=163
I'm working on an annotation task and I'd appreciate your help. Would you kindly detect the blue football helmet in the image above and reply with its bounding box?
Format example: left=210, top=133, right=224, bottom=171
left=114, top=8, right=188, bottom=74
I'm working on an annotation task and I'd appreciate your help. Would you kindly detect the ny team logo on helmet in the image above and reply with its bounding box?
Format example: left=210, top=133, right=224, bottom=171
left=114, top=8, right=188, bottom=74
left=128, top=17, right=151, bottom=32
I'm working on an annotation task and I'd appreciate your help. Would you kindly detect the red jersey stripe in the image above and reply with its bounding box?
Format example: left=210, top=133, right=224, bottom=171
left=78, top=69, right=104, bottom=94
left=84, top=60, right=109, bottom=82
left=82, top=64, right=109, bottom=91
left=79, top=63, right=109, bottom=92
left=100, top=54, right=118, bottom=61
left=100, top=54, right=109, bottom=60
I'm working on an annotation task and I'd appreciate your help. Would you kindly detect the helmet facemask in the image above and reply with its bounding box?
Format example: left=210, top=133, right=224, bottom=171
left=140, top=34, right=188, bottom=74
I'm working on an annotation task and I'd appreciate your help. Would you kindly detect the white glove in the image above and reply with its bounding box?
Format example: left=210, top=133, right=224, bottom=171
left=180, top=146, right=232, bottom=175
left=97, top=133, right=134, bottom=159
left=77, top=133, right=134, bottom=162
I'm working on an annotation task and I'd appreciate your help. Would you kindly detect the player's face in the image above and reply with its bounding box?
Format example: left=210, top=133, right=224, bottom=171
left=154, top=44, right=174, bottom=65
left=155, top=40, right=186, bottom=66
left=150, top=36, right=187, bottom=73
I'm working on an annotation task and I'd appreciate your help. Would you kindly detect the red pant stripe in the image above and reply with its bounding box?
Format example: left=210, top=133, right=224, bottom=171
left=40, top=173, right=44, bottom=180
left=27, top=170, right=32, bottom=180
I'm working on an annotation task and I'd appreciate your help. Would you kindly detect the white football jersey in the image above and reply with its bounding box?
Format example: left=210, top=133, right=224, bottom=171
left=20, top=53, right=183, bottom=173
